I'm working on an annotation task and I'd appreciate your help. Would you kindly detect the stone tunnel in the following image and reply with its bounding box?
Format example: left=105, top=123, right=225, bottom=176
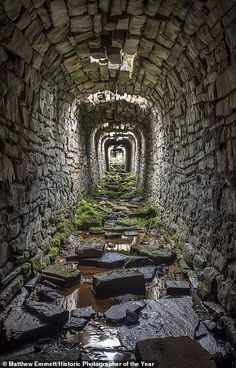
left=0, top=0, right=236, bottom=365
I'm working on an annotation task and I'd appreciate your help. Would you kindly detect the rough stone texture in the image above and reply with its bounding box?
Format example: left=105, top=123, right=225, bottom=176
left=42, top=265, right=81, bottom=287
left=0, top=0, right=235, bottom=316
left=135, top=336, right=217, bottom=368
left=165, top=280, right=190, bottom=296
left=93, top=269, right=145, bottom=297
left=0, top=307, right=56, bottom=352
left=118, top=296, right=225, bottom=355
left=24, top=301, right=69, bottom=325
left=104, top=301, right=145, bottom=325
left=79, top=252, right=127, bottom=268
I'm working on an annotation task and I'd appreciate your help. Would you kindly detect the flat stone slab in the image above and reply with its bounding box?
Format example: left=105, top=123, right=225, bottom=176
left=135, top=336, right=217, bottom=368
left=76, top=241, right=105, bottom=258
left=63, top=317, right=88, bottom=331
left=124, top=256, right=154, bottom=268
left=104, top=226, right=130, bottom=233
left=131, top=266, right=157, bottom=282
left=79, top=252, right=127, bottom=268
left=131, top=196, right=144, bottom=202
left=105, top=301, right=145, bottom=325
left=32, top=284, right=62, bottom=303
left=124, top=231, right=139, bottom=236
left=118, top=297, right=224, bottom=355
left=24, top=301, right=69, bottom=326
left=0, top=307, right=55, bottom=351
left=131, top=243, right=175, bottom=264
left=118, top=297, right=199, bottom=351
left=71, top=306, right=96, bottom=320
left=165, top=280, right=190, bottom=296
left=104, top=232, right=122, bottom=239
left=42, top=265, right=81, bottom=288
left=93, top=269, right=145, bottom=298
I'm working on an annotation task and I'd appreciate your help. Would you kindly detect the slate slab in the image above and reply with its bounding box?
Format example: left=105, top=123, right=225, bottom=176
left=79, top=252, right=127, bottom=268
left=165, top=280, right=190, bottom=295
left=135, top=336, right=217, bottom=368
left=93, top=269, right=145, bottom=298
left=42, top=265, right=81, bottom=288
left=104, top=301, right=145, bottom=325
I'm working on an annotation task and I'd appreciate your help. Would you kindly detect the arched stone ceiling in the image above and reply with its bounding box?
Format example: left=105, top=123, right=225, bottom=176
left=77, top=92, right=153, bottom=129
left=1, top=0, right=234, bottom=105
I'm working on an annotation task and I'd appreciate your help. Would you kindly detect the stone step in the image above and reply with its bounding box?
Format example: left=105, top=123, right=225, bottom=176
left=42, top=265, right=81, bottom=288
left=165, top=280, right=190, bottom=296
left=79, top=252, right=128, bottom=268
left=93, top=269, right=145, bottom=298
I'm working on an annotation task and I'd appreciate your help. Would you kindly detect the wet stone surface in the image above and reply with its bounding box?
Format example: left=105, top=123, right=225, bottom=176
left=93, top=269, right=146, bottom=298
left=0, top=167, right=235, bottom=365
left=135, top=336, right=217, bottom=368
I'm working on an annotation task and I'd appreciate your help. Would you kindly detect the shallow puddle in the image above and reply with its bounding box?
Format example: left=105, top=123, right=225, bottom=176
left=67, top=320, right=121, bottom=348
left=66, top=320, right=132, bottom=362
left=62, top=282, right=122, bottom=312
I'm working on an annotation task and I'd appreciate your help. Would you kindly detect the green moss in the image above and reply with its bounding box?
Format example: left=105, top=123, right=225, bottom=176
left=50, top=232, right=67, bottom=247
left=48, top=246, right=59, bottom=261
left=31, top=251, right=51, bottom=273
left=73, top=198, right=105, bottom=230
left=17, top=274, right=24, bottom=289
left=31, top=253, right=42, bottom=273
left=136, top=204, right=158, bottom=219
left=197, top=281, right=209, bottom=300
left=89, top=226, right=105, bottom=234
left=21, top=262, right=32, bottom=277
left=131, top=243, right=175, bottom=262
left=44, top=264, right=80, bottom=278
left=178, top=258, right=190, bottom=271
left=117, top=216, right=158, bottom=229
left=23, top=251, right=30, bottom=261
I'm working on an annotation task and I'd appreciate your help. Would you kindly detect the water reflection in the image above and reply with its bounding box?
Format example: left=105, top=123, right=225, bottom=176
left=67, top=319, right=131, bottom=363
left=62, top=282, right=120, bottom=312
left=67, top=320, right=121, bottom=349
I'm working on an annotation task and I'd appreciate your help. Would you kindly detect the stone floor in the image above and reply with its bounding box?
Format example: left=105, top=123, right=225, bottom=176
left=0, top=166, right=235, bottom=367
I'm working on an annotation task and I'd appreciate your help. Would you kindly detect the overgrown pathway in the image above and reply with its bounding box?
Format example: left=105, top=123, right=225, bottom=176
left=0, top=166, right=234, bottom=366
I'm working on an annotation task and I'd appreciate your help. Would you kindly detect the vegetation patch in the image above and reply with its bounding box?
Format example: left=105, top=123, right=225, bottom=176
left=89, top=226, right=105, bottom=234
left=74, top=198, right=106, bottom=230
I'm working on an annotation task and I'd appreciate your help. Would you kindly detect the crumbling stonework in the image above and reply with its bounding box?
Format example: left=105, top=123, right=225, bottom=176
left=0, top=0, right=235, bottom=315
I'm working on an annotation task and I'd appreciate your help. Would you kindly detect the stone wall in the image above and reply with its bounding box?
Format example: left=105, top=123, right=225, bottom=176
left=0, top=62, right=88, bottom=307
left=147, top=61, right=236, bottom=317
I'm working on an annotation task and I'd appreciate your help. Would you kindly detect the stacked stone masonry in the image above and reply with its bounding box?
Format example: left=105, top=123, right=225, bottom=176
left=0, top=0, right=235, bottom=316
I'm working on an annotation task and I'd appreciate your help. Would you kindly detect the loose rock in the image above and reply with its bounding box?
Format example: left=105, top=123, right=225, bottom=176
left=124, top=256, right=154, bottom=268
left=131, top=243, right=175, bottom=264
left=165, top=280, right=190, bottom=295
left=24, top=301, right=69, bottom=326
left=79, top=252, right=127, bottom=268
left=76, top=241, right=105, bottom=258
left=135, top=336, right=217, bottom=368
left=93, top=269, right=145, bottom=298
left=42, top=265, right=81, bottom=288
left=104, top=301, right=145, bottom=325
left=71, top=306, right=96, bottom=320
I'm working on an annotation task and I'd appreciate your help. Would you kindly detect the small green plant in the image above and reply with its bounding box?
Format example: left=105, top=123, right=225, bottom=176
left=73, top=198, right=106, bottom=230
left=89, top=226, right=105, bottom=234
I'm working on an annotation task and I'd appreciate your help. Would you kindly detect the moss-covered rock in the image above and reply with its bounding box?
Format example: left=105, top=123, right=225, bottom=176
left=73, top=198, right=106, bottom=230
left=47, top=246, right=59, bottom=262
left=21, top=262, right=32, bottom=278
left=89, top=226, right=105, bottom=234
left=131, top=243, right=175, bottom=264
left=0, top=275, right=24, bottom=310
left=197, top=281, right=209, bottom=300
left=42, top=264, right=81, bottom=287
